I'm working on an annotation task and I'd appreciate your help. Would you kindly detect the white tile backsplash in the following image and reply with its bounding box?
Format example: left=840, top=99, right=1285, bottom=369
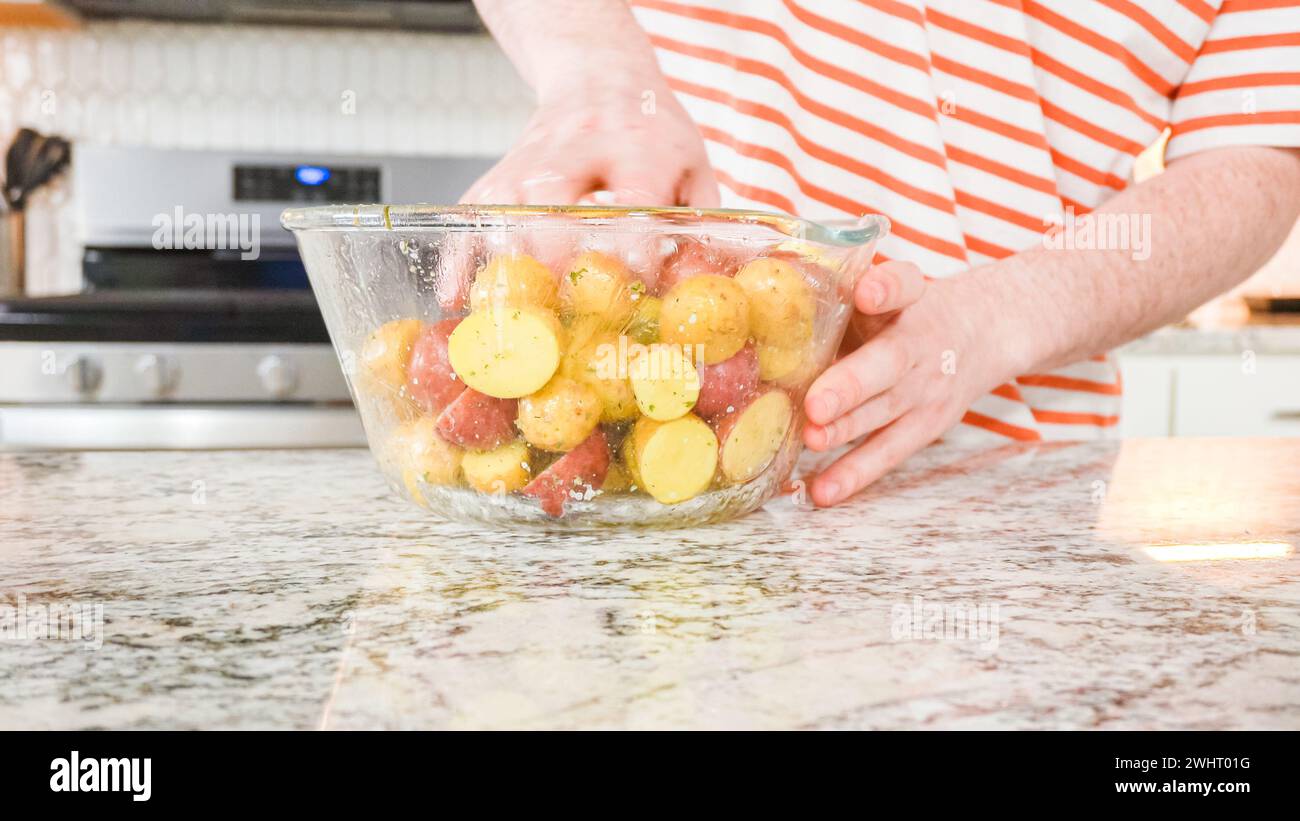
left=1, top=20, right=534, bottom=294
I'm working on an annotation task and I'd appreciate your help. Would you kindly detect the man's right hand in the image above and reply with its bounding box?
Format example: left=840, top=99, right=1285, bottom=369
left=465, top=0, right=717, bottom=208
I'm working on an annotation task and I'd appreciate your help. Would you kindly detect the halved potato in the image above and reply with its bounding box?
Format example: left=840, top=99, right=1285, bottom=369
left=629, top=342, right=701, bottom=421
left=461, top=439, right=532, bottom=494
left=447, top=306, right=563, bottom=399
left=715, top=389, right=794, bottom=484
left=630, top=414, right=718, bottom=504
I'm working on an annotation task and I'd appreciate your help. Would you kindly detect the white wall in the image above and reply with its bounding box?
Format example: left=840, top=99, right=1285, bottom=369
left=0, top=20, right=534, bottom=293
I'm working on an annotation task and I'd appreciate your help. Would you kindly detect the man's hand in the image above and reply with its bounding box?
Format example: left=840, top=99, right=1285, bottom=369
left=466, top=0, right=716, bottom=207
left=462, top=77, right=718, bottom=207
left=802, top=146, right=1300, bottom=507
left=802, top=262, right=1016, bottom=507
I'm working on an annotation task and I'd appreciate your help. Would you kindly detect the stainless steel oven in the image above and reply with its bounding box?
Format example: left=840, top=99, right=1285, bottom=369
left=0, top=146, right=494, bottom=450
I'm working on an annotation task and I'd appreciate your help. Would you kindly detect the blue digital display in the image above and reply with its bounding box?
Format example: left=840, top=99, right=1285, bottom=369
left=295, top=165, right=331, bottom=186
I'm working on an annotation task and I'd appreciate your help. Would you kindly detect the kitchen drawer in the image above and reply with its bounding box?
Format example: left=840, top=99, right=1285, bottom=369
left=1173, top=356, right=1300, bottom=436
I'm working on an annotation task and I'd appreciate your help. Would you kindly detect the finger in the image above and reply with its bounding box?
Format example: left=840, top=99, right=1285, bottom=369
left=516, top=167, right=602, bottom=205
left=678, top=165, right=721, bottom=208
left=604, top=168, right=679, bottom=207
left=803, top=379, right=914, bottom=452
left=809, top=410, right=933, bottom=507
left=460, top=170, right=516, bottom=205
left=855, top=260, right=926, bottom=315
left=804, top=333, right=911, bottom=426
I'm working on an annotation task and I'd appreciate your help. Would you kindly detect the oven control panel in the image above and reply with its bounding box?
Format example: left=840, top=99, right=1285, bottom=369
left=233, top=163, right=382, bottom=203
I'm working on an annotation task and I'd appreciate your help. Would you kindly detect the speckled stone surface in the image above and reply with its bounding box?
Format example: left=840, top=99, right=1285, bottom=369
left=1121, top=317, right=1300, bottom=356
left=1, top=438, right=1298, bottom=729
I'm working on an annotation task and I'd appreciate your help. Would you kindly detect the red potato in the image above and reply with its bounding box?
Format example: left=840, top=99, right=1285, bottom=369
left=656, top=240, right=736, bottom=296
left=436, top=388, right=518, bottom=450
left=695, top=343, right=760, bottom=420
left=714, top=388, right=794, bottom=484
left=405, top=318, right=465, bottom=412
left=522, top=428, right=611, bottom=517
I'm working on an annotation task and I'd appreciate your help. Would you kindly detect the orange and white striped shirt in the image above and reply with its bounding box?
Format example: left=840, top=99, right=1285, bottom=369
left=628, top=0, right=1300, bottom=443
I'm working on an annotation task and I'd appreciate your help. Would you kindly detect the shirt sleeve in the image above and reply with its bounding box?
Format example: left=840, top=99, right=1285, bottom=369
left=1165, top=0, right=1300, bottom=161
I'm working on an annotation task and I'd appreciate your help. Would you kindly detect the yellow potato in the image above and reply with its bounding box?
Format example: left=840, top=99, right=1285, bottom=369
left=469, top=253, right=558, bottom=312
left=516, top=376, right=603, bottom=452
left=560, top=331, right=638, bottom=423
left=716, top=389, right=794, bottom=484
left=756, top=342, right=806, bottom=384
left=735, top=257, right=815, bottom=345
left=448, top=307, right=563, bottom=399
left=360, top=318, right=422, bottom=395
left=658, top=274, right=750, bottom=364
left=621, top=434, right=644, bottom=490
left=631, top=414, right=718, bottom=504
left=461, top=439, right=532, bottom=494
left=625, top=294, right=661, bottom=344
left=388, top=416, right=463, bottom=500
left=629, top=342, right=700, bottom=421
left=601, top=461, right=633, bottom=493
left=561, top=251, right=636, bottom=326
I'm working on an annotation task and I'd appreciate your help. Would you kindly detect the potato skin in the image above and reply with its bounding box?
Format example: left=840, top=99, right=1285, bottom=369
left=658, top=274, right=751, bottom=365
left=468, top=253, right=558, bottom=312
left=436, top=388, right=519, bottom=451
left=388, top=417, right=463, bottom=500
left=461, top=440, right=532, bottom=494
left=523, top=428, right=611, bottom=516
left=405, top=318, right=465, bottom=412
left=757, top=341, right=815, bottom=387
left=516, top=376, right=603, bottom=452
left=695, top=343, right=760, bottom=420
left=560, top=331, right=638, bottom=423
left=561, top=251, right=637, bottom=325
left=360, top=318, right=422, bottom=395
left=601, top=461, right=633, bottom=493
left=625, top=295, right=661, bottom=344
left=734, top=257, right=816, bottom=345
left=657, top=240, right=735, bottom=296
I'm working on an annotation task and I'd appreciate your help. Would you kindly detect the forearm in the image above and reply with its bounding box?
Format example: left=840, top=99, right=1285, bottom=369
left=473, top=0, right=662, bottom=102
left=964, top=146, right=1300, bottom=378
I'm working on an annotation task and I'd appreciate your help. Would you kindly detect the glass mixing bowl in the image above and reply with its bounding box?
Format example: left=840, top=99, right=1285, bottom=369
left=282, top=205, right=887, bottom=529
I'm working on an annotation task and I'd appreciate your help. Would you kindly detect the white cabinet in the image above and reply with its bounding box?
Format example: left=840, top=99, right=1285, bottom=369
left=1119, top=354, right=1300, bottom=437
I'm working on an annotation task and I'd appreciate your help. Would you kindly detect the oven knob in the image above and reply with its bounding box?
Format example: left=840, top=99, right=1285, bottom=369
left=64, top=355, right=104, bottom=396
left=134, top=354, right=179, bottom=398
left=257, top=355, right=298, bottom=398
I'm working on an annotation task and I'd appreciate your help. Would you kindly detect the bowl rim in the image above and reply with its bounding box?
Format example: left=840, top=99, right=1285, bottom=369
left=280, top=204, right=889, bottom=248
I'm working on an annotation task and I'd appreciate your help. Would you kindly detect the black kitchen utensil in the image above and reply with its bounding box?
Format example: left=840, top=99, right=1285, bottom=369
left=3, top=128, right=39, bottom=209
left=3, top=129, right=70, bottom=211
left=2, top=128, right=73, bottom=294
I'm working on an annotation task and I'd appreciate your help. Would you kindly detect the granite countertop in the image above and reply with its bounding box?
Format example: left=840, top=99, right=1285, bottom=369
left=1, top=438, right=1298, bottom=729
left=1121, top=306, right=1300, bottom=356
